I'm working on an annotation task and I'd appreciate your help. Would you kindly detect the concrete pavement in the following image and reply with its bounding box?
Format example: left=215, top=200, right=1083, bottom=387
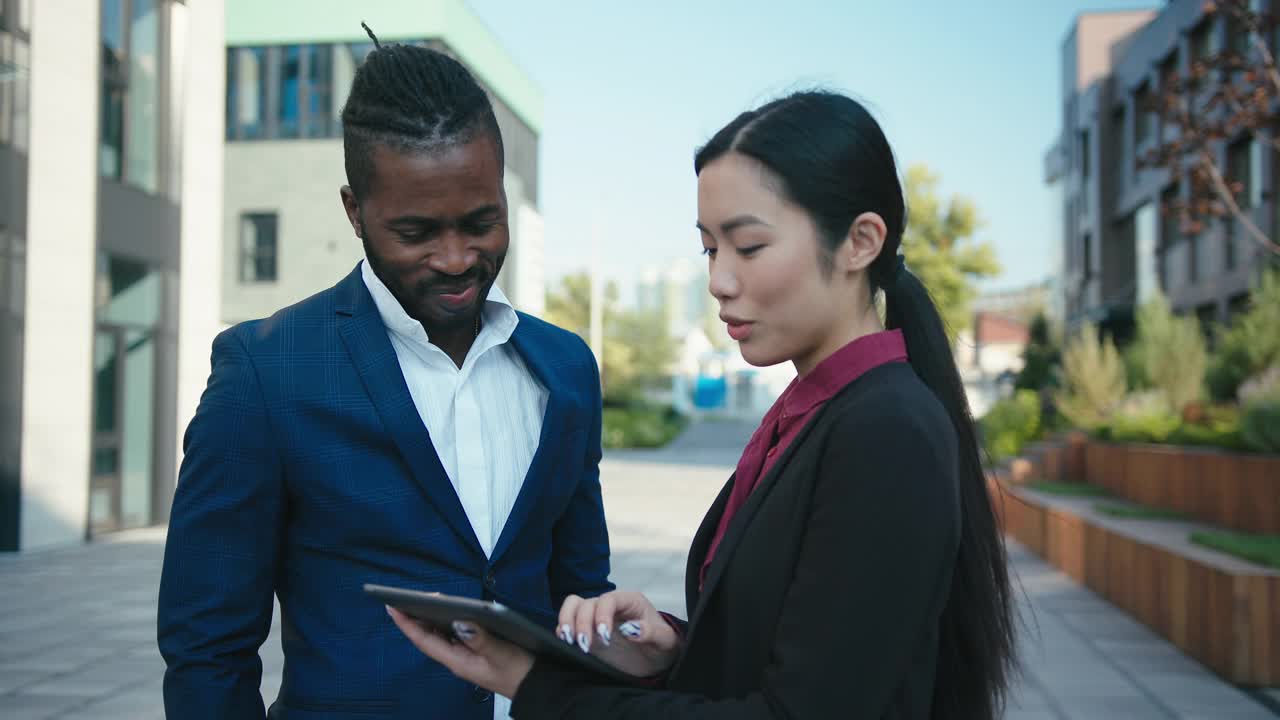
left=0, top=419, right=1275, bottom=718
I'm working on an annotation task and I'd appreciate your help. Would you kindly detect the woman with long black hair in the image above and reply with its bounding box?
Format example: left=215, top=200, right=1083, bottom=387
left=390, top=89, right=1017, bottom=720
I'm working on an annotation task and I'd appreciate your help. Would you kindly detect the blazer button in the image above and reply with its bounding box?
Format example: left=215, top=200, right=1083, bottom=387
left=484, top=570, right=497, bottom=590
left=472, top=684, right=493, bottom=703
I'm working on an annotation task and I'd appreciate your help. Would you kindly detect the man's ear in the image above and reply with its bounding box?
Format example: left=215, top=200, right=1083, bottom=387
left=340, top=186, right=362, bottom=238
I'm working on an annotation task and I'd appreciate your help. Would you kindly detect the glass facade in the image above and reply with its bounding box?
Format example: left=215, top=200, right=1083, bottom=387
left=224, top=40, right=539, bottom=199
left=227, top=42, right=376, bottom=141
left=0, top=2, right=31, bottom=151
left=100, top=0, right=160, bottom=193
left=90, top=254, right=161, bottom=533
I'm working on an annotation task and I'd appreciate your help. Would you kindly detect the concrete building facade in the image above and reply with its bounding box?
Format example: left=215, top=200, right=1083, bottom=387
left=221, top=0, right=546, bottom=327
left=0, top=0, right=225, bottom=551
left=1046, top=1, right=1277, bottom=340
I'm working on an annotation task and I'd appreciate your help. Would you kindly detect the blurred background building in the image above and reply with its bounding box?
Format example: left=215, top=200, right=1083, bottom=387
left=0, top=0, right=225, bottom=551
left=221, top=0, right=545, bottom=326
left=1045, top=1, right=1271, bottom=341
left=0, top=0, right=546, bottom=551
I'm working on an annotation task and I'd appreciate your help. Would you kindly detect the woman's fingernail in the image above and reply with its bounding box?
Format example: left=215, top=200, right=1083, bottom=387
left=452, top=621, right=477, bottom=640
left=597, top=623, right=612, bottom=646
left=560, top=624, right=573, bottom=644
left=619, top=621, right=642, bottom=639
left=385, top=605, right=393, bottom=617
left=577, top=632, right=590, bottom=653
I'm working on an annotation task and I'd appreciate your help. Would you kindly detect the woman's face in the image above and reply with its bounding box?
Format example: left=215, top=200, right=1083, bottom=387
left=697, top=152, right=877, bottom=375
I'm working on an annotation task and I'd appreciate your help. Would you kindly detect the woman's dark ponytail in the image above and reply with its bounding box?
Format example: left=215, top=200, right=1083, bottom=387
left=697, top=90, right=1016, bottom=720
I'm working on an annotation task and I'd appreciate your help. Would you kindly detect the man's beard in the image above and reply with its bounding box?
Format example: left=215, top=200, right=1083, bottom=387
left=362, top=234, right=505, bottom=329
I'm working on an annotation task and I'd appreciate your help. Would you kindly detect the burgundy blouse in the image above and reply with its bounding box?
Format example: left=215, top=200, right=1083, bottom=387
left=699, top=329, right=909, bottom=587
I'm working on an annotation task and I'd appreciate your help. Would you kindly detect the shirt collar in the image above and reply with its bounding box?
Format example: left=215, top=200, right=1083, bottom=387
left=360, top=258, right=519, bottom=347
left=781, top=328, right=909, bottom=418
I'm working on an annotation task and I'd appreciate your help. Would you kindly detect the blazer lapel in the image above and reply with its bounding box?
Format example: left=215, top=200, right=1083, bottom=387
left=333, top=267, right=484, bottom=559
left=488, top=318, right=570, bottom=564
left=685, top=405, right=831, bottom=630
left=684, top=477, right=733, bottom=613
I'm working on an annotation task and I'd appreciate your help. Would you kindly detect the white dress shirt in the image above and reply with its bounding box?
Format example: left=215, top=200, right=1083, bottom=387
left=362, top=260, right=546, bottom=720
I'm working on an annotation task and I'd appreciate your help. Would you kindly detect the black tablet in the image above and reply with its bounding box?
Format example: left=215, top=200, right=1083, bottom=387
left=364, top=583, right=642, bottom=684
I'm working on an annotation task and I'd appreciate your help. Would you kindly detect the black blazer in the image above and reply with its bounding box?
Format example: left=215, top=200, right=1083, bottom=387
left=513, top=362, right=963, bottom=719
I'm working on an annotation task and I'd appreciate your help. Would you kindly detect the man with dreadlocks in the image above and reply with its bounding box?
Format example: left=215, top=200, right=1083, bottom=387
left=158, top=26, right=613, bottom=720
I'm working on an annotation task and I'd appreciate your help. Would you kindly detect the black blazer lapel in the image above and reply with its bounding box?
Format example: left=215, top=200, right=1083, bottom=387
left=333, top=266, right=485, bottom=559
left=684, top=476, right=734, bottom=615
left=684, top=405, right=832, bottom=631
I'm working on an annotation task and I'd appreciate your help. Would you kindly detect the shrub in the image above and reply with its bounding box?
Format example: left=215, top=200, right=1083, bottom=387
left=1105, top=410, right=1183, bottom=444
left=602, top=404, right=688, bottom=449
left=1132, top=293, right=1207, bottom=413
left=1054, top=323, right=1127, bottom=430
left=980, top=389, right=1041, bottom=462
left=1241, top=392, right=1280, bottom=454
left=1208, top=267, right=1280, bottom=402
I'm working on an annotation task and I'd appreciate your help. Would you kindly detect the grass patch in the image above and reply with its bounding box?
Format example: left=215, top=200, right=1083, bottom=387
left=1093, top=502, right=1188, bottom=521
left=1026, top=480, right=1113, bottom=498
left=1189, top=531, right=1280, bottom=570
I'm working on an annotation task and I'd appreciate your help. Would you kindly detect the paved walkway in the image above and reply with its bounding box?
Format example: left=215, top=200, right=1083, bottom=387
left=1, top=420, right=1275, bottom=718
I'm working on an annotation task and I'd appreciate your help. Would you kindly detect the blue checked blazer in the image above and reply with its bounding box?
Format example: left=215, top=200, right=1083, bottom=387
left=158, top=265, right=613, bottom=720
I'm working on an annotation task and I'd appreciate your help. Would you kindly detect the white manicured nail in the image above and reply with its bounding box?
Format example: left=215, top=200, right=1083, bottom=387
left=619, top=621, right=642, bottom=639
left=597, top=623, right=612, bottom=646
left=452, top=621, right=476, bottom=640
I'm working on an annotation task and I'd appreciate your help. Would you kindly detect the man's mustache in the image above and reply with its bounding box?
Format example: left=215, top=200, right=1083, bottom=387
left=414, top=269, right=487, bottom=296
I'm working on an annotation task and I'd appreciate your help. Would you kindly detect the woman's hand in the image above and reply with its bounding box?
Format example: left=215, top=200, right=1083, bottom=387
left=386, top=607, right=532, bottom=699
left=556, top=591, right=682, bottom=677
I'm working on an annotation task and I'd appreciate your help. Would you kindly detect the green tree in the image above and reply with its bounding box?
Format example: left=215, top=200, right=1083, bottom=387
left=543, top=272, right=675, bottom=402
left=1054, top=323, right=1128, bottom=429
left=1131, top=292, right=1208, bottom=413
left=900, top=165, right=1002, bottom=344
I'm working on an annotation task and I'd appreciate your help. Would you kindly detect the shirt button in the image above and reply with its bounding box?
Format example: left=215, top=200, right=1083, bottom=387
left=472, top=685, right=493, bottom=703
left=484, top=570, right=497, bottom=590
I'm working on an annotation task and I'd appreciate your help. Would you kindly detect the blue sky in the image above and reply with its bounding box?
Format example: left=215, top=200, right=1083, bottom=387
left=466, top=0, right=1161, bottom=303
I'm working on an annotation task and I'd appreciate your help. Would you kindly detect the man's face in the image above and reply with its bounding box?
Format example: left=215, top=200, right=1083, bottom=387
left=341, top=135, right=508, bottom=335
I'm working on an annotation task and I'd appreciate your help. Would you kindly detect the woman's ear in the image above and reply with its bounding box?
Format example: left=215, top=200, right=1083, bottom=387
left=839, top=212, right=887, bottom=274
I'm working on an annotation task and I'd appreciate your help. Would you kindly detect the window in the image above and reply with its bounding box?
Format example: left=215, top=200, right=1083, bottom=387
left=0, top=0, right=32, bottom=33
left=1080, top=129, right=1090, bottom=180
left=1136, top=203, right=1158, bottom=303
left=1134, top=83, right=1154, bottom=149
left=305, top=44, right=333, bottom=137
left=1190, top=19, right=1213, bottom=64
left=228, top=43, right=346, bottom=140
left=226, top=47, right=267, bottom=139
left=239, top=213, right=278, bottom=282
left=1225, top=217, right=1237, bottom=271
left=1227, top=137, right=1256, bottom=208
left=1110, top=105, right=1126, bottom=190
left=1082, top=232, right=1093, bottom=284
left=0, top=30, right=30, bottom=151
left=1161, top=185, right=1182, bottom=291
left=1226, top=12, right=1250, bottom=57
left=278, top=45, right=301, bottom=139
left=99, top=0, right=160, bottom=193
